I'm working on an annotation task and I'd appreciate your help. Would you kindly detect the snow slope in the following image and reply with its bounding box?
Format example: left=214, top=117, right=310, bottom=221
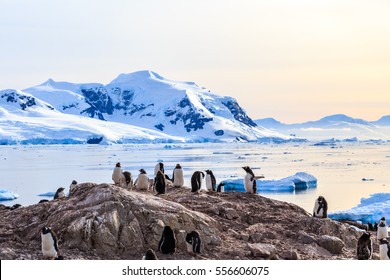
left=0, top=71, right=287, bottom=144
left=255, top=114, right=390, bottom=141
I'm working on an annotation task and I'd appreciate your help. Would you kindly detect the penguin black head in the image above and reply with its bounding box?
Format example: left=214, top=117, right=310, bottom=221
left=56, top=187, right=65, bottom=192
left=144, top=248, right=158, bottom=260
left=41, top=226, right=52, bottom=235
left=116, top=162, right=121, bottom=167
left=205, top=170, right=213, bottom=175
left=71, top=180, right=77, bottom=185
left=139, top=169, right=147, bottom=174
left=175, top=163, right=182, bottom=169
left=242, top=166, right=255, bottom=177
left=379, top=238, right=389, bottom=245
left=217, top=182, right=225, bottom=192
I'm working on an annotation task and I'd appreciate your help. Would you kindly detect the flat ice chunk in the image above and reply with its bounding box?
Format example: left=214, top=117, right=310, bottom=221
left=221, top=172, right=317, bottom=193
left=0, top=189, right=19, bottom=201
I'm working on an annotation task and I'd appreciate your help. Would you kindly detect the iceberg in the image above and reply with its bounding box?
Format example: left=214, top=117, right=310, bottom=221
left=221, top=172, right=317, bottom=193
left=38, top=191, right=56, bottom=197
left=329, top=193, right=390, bottom=224
left=0, top=188, right=19, bottom=201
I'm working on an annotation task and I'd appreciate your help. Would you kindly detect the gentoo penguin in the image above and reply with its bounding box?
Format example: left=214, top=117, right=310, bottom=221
left=122, top=171, right=134, bottom=190
left=158, top=226, right=176, bottom=254
left=379, top=238, right=390, bottom=260
left=69, top=180, right=78, bottom=196
left=38, top=199, right=49, bottom=204
left=185, top=231, right=201, bottom=254
left=356, top=232, right=373, bottom=260
left=242, top=166, right=264, bottom=194
left=142, top=248, right=158, bottom=260
left=367, top=222, right=374, bottom=231
left=377, top=217, right=388, bottom=240
left=172, top=163, right=184, bottom=188
left=135, top=169, right=149, bottom=191
left=53, top=187, right=66, bottom=199
left=41, top=226, right=59, bottom=259
left=374, top=222, right=378, bottom=231
left=112, top=162, right=124, bottom=185
left=154, top=170, right=166, bottom=195
left=191, top=171, right=205, bottom=193
left=154, top=162, right=165, bottom=176
left=217, top=182, right=225, bottom=192
left=205, top=170, right=216, bottom=192
left=313, top=196, right=328, bottom=218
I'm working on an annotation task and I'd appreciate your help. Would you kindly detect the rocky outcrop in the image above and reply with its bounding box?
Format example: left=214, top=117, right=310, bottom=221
left=0, top=183, right=367, bottom=260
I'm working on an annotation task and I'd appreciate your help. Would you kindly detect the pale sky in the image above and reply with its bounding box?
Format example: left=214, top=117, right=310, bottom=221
left=1, top=0, right=389, bottom=123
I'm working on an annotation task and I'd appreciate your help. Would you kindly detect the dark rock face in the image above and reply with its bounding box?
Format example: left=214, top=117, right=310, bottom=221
left=222, top=100, right=257, bottom=127
left=0, top=91, right=41, bottom=111
left=81, top=88, right=114, bottom=120
left=0, top=184, right=365, bottom=260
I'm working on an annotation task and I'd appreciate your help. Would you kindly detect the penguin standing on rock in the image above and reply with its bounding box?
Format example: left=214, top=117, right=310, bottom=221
left=135, top=169, right=149, bottom=191
left=191, top=171, right=205, bottom=193
left=186, top=231, right=201, bottom=254
left=53, top=187, right=66, bottom=199
left=41, top=226, right=59, bottom=259
left=377, top=217, right=388, bottom=240
left=217, top=182, right=225, bottom=192
left=112, top=162, right=124, bottom=185
left=69, top=180, right=78, bottom=196
left=154, top=170, right=166, bottom=195
left=154, top=162, right=165, bottom=176
left=172, top=164, right=184, bottom=188
left=379, top=238, right=390, bottom=260
left=356, top=231, right=373, bottom=260
left=205, top=170, right=216, bottom=192
left=242, top=166, right=264, bottom=194
left=122, top=171, right=134, bottom=190
left=313, top=196, right=328, bottom=218
left=158, top=226, right=176, bottom=254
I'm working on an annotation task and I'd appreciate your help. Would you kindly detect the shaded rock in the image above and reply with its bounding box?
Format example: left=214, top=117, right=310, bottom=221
left=247, top=243, right=276, bottom=259
left=0, top=183, right=364, bottom=260
left=317, top=235, right=345, bottom=254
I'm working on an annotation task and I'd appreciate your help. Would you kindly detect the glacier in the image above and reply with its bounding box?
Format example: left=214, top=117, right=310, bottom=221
left=329, top=193, right=390, bottom=224
left=0, top=71, right=289, bottom=144
left=221, top=172, right=317, bottom=193
left=0, top=189, right=19, bottom=201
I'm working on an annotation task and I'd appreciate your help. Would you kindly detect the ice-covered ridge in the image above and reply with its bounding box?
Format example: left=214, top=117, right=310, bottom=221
left=329, top=193, right=390, bottom=224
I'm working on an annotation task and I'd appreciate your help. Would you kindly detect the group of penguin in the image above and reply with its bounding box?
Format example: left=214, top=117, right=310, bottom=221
left=357, top=217, right=390, bottom=260
left=312, top=195, right=389, bottom=260
left=38, top=162, right=389, bottom=260
left=41, top=224, right=201, bottom=260
left=142, top=226, right=201, bottom=260
left=112, top=162, right=265, bottom=195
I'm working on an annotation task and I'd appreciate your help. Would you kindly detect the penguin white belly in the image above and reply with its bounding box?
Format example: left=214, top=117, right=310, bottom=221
left=186, top=242, right=193, bottom=253
left=244, top=174, right=254, bottom=193
left=379, top=244, right=390, bottom=260
left=41, top=234, right=57, bottom=258
left=173, top=170, right=184, bottom=187
left=205, top=175, right=212, bottom=191
left=137, top=175, right=149, bottom=190
left=377, top=227, right=388, bottom=239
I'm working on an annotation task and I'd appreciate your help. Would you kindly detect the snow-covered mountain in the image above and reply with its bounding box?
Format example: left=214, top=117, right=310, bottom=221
left=0, top=71, right=286, bottom=144
left=255, top=114, right=390, bottom=141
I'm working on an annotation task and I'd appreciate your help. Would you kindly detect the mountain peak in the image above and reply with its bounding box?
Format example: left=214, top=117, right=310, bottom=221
left=110, top=70, right=164, bottom=85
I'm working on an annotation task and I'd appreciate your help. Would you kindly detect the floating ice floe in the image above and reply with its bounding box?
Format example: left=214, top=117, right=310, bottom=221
left=38, top=191, right=56, bottom=197
left=221, top=172, right=317, bottom=193
left=0, top=188, right=19, bottom=201
left=329, top=193, right=390, bottom=224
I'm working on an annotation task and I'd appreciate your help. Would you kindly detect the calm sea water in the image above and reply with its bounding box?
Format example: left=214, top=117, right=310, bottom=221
left=1, top=143, right=389, bottom=213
